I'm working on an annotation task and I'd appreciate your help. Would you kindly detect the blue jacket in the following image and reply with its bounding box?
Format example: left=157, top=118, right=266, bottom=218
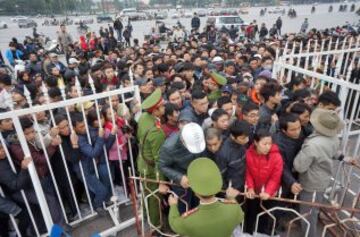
left=78, top=126, right=116, bottom=173
left=5, top=49, right=23, bottom=66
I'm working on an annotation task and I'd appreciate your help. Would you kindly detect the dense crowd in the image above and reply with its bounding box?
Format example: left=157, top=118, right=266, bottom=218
left=0, top=13, right=359, bottom=237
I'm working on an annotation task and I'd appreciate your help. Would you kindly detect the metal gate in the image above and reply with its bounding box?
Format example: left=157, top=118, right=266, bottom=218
left=0, top=77, right=142, bottom=237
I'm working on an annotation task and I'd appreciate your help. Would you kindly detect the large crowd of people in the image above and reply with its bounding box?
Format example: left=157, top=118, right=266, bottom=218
left=0, top=12, right=359, bottom=237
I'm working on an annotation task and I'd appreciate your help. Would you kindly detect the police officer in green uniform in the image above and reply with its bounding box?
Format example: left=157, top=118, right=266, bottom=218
left=207, top=71, right=227, bottom=103
left=168, top=158, right=244, bottom=237
left=136, top=88, right=168, bottom=231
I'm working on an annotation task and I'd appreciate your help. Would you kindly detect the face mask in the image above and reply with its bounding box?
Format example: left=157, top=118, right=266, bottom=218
left=263, top=65, right=273, bottom=70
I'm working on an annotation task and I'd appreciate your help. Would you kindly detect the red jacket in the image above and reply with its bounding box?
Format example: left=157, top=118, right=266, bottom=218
left=245, top=144, right=283, bottom=196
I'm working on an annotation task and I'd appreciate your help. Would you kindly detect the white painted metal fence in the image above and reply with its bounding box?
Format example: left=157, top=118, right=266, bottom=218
left=0, top=78, right=142, bottom=236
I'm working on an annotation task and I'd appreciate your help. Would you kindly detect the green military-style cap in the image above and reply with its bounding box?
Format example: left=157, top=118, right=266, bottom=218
left=210, top=71, right=227, bottom=86
left=187, top=158, right=223, bottom=196
left=141, top=88, right=164, bottom=112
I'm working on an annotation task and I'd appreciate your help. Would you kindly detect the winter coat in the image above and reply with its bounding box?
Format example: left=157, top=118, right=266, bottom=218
left=191, top=17, right=200, bottom=29
left=104, top=119, right=128, bottom=161
left=293, top=132, right=340, bottom=192
left=78, top=126, right=116, bottom=165
left=245, top=144, right=283, bottom=196
left=216, top=137, right=246, bottom=191
left=273, top=131, right=303, bottom=193
left=259, top=26, right=268, bottom=38
left=179, top=105, right=208, bottom=126
left=8, top=134, right=58, bottom=178
left=5, top=48, right=23, bottom=66
left=159, top=132, right=205, bottom=184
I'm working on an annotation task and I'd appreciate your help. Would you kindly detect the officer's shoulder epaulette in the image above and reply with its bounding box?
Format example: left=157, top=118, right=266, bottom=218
left=220, top=199, right=237, bottom=204
left=181, top=208, right=199, bottom=218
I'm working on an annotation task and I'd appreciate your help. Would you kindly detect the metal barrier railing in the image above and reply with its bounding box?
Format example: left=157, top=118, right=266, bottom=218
left=129, top=169, right=360, bottom=237
left=273, top=36, right=360, bottom=158
left=0, top=79, right=142, bottom=236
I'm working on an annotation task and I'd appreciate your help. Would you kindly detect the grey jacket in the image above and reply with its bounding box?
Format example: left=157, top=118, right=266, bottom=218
left=159, top=132, right=203, bottom=184
left=293, top=132, right=339, bottom=192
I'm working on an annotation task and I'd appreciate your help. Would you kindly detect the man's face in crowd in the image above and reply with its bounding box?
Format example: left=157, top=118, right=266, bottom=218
left=221, top=102, right=234, bottom=117
left=68, top=85, right=79, bottom=98
left=243, top=109, right=260, bottom=126
left=51, top=55, right=59, bottom=63
left=225, top=65, right=235, bottom=75
left=318, top=103, right=338, bottom=111
left=283, top=120, right=302, bottom=139
left=182, top=69, right=194, bottom=81
left=206, top=137, right=222, bottom=154
left=0, top=118, right=13, bottom=131
left=74, top=121, right=86, bottom=135
left=214, top=114, right=230, bottom=131
left=168, top=110, right=180, bottom=125
left=104, top=67, right=115, bottom=80
left=262, top=59, right=273, bottom=70
left=270, top=92, right=282, bottom=105
left=169, top=91, right=183, bottom=109
left=145, top=70, right=154, bottom=79
left=134, top=65, right=144, bottom=76
left=192, top=97, right=209, bottom=115
left=51, top=67, right=60, bottom=76
left=233, top=135, right=249, bottom=146
left=30, top=54, right=38, bottom=62
left=299, top=110, right=310, bottom=126
left=60, top=25, right=66, bottom=32
left=154, top=104, right=165, bottom=118
left=183, top=53, right=191, bottom=62
left=254, top=79, right=267, bottom=93
left=58, top=119, right=71, bottom=136
left=249, top=59, right=259, bottom=70
left=24, top=127, right=36, bottom=143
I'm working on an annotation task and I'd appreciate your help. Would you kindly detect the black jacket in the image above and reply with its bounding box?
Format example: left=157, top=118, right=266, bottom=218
left=215, top=137, right=246, bottom=191
left=273, top=131, right=303, bottom=194
left=191, top=17, right=200, bottom=29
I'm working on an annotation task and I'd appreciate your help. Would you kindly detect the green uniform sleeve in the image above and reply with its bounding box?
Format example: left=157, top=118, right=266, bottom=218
left=148, top=127, right=166, bottom=180
left=169, top=204, right=187, bottom=236
left=237, top=205, right=245, bottom=224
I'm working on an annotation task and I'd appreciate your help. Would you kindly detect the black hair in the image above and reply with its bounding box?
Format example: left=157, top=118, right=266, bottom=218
left=318, top=90, right=341, bottom=107
left=0, top=74, right=12, bottom=86
left=253, top=128, right=272, bottom=142
left=87, top=109, right=100, bottom=127
left=205, top=127, right=222, bottom=141
left=286, top=76, right=305, bottom=90
left=242, top=101, right=259, bottom=115
left=290, top=102, right=312, bottom=115
left=292, top=89, right=311, bottom=101
left=54, top=113, right=67, bottom=125
left=166, top=87, right=179, bottom=100
left=48, top=87, right=61, bottom=99
left=20, top=117, right=33, bottom=131
left=171, top=81, right=186, bottom=90
left=259, top=82, right=282, bottom=102
left=217, top=96, right=232, bottom=109
left=230, top=120, right=251, bottom=138
left=191, top=89, right=207, bottom=101
left=70, top=112, right=84, bottom=127
left=164, top=103, right=179, bottom=122
left=101, top=104, right=111, bottom=121
left=45, top=76, right=58, bottom=88
left=211, top=108, right=228, bottom=122
left=279, top=113, right=300, bottom=131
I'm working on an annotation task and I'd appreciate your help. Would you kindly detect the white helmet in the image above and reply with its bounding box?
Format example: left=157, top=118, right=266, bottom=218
left=181, top=122, right=205, bottom=154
